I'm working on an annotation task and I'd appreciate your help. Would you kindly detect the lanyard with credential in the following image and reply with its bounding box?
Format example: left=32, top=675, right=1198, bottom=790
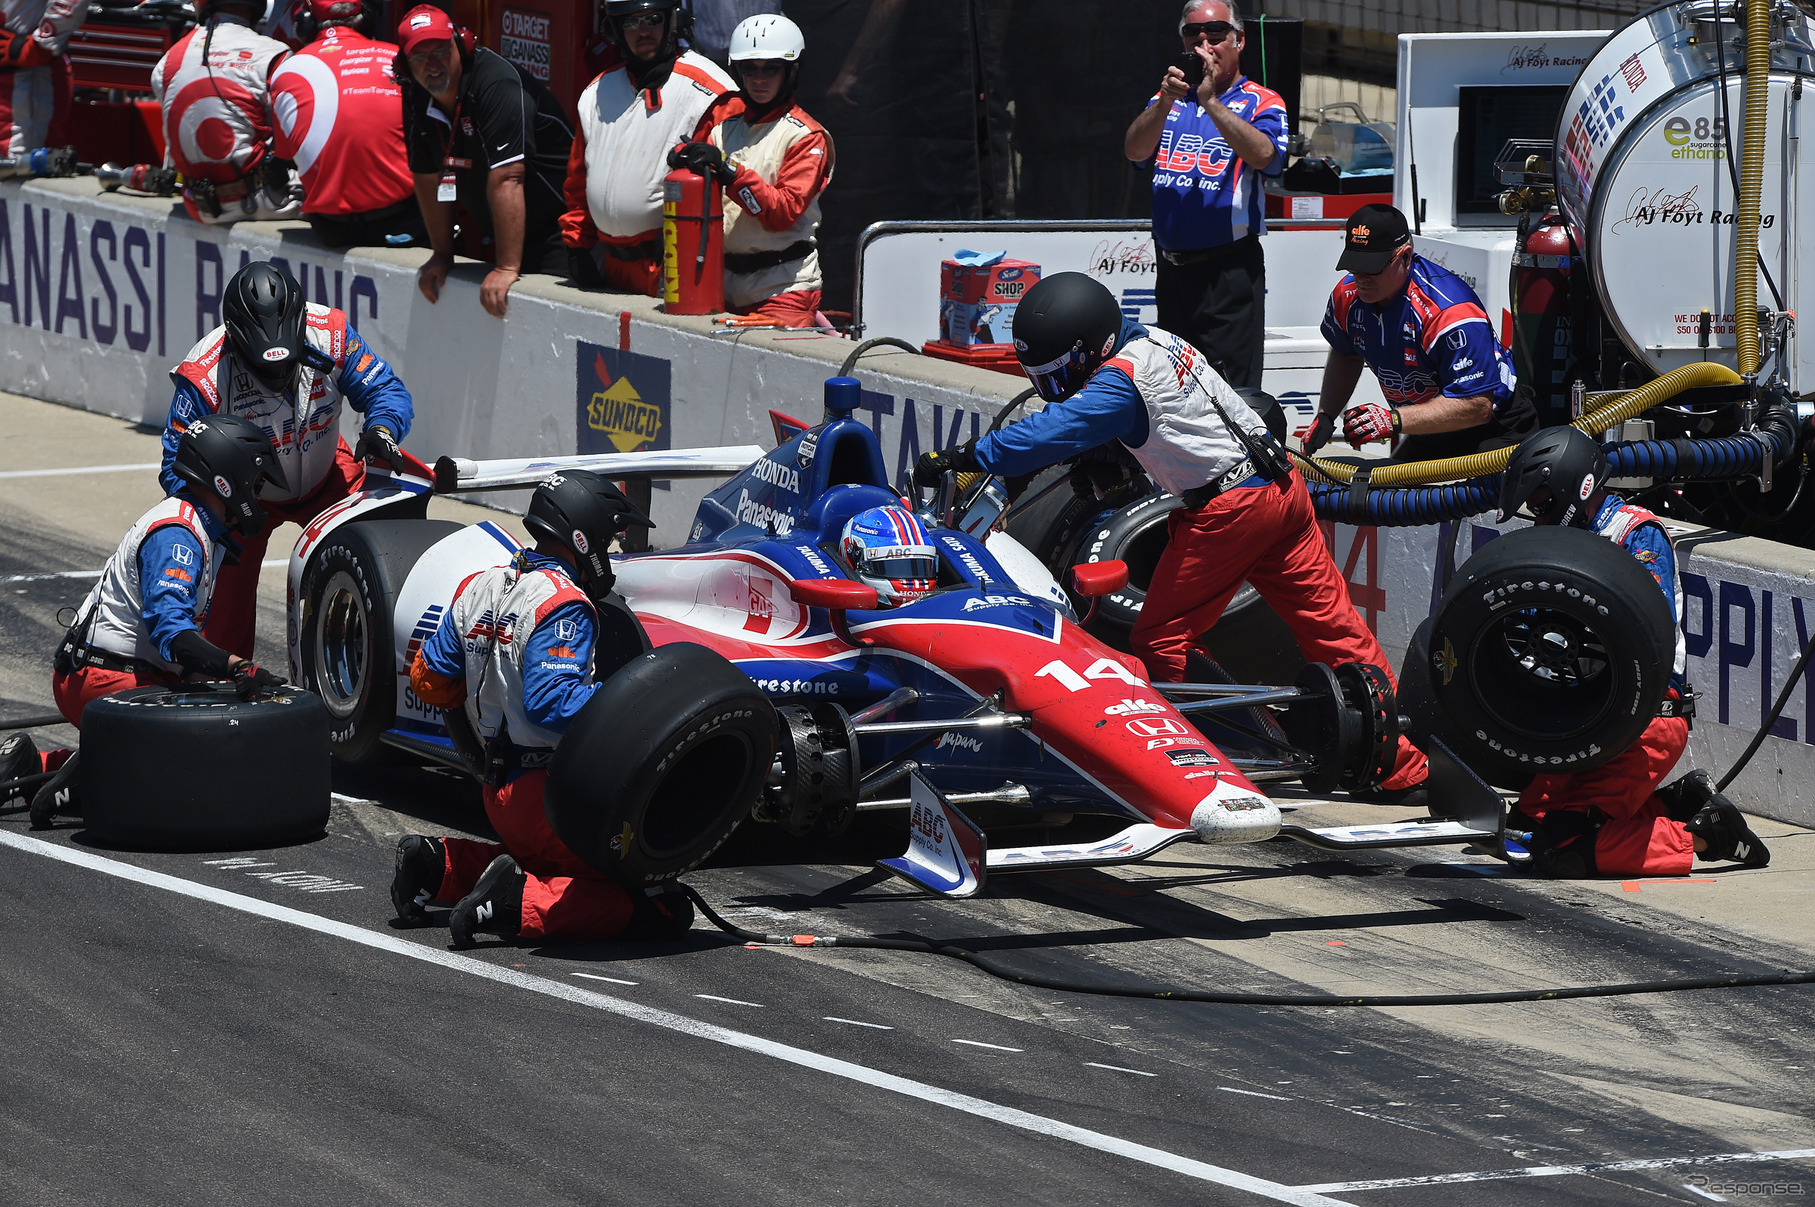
left=437, top=94, right=470, bottom=202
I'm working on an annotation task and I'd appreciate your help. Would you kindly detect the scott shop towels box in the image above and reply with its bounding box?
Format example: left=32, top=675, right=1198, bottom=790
left=940, top=250, right=1040, bottom=346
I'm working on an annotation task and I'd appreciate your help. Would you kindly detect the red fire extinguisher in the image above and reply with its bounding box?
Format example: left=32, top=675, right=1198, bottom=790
left=1509, top=212, right=1579, bottom=426
left=663, top=165, right=725, bottom=315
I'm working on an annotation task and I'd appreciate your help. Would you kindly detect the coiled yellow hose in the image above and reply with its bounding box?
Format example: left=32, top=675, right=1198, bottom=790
left=1734, top=0, right=1771, bottom=375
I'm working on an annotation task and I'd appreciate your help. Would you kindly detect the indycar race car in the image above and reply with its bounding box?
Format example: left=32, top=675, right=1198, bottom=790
left=283, top=375, right=1647, bottom=894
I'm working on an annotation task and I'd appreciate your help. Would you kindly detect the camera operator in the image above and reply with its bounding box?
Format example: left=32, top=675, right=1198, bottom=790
left=1123, top=0, right=1287, bottom=390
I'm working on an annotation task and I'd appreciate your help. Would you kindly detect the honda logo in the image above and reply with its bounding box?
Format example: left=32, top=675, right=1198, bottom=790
left=1125, top=717, right=1188, bottom=738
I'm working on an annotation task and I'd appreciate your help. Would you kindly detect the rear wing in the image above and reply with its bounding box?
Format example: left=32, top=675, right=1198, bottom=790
left=433, top=446, right=767, bottom=494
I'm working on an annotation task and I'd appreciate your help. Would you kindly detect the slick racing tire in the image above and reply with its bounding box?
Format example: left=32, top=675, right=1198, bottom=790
left=546, top=642, right=777, bottom=886
left=299, top=519, right=460, bottom=764
left=1426, top=525, right=1677, bottom=788
left=80, top=684, right=330, bottom=850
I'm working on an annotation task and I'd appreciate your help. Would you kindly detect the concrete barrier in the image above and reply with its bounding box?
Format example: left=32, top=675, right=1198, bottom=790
left=2, top=177, right=1812, bottom=829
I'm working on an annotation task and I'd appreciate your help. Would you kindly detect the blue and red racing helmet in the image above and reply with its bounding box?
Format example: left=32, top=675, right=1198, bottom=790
left=840, top=506, right=937, bottom=607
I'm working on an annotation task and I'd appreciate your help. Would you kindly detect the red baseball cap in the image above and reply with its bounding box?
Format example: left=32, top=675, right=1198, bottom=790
left=396, top=4, right=455, bottom=54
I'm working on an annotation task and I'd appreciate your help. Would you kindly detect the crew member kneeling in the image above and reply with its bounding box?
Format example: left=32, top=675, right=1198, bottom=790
left=1498, top=427, right=1770, bottom=876
left=26, top=416, right=289, bottom=829
left=392, top=471, right=694, bottom=947
left=161, top=260, right=414, bottom=658
left=915, top=272, right=1427, bottom=794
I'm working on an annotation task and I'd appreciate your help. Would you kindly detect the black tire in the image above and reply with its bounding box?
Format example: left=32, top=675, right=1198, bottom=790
left=1427, top=525, right=1676, bottom=787
left=81, top=684, right=330, bottom=850
left=1232, top=386, right=1288, bottom=444
left=1004, top=465, right=1095, bottom=566
left=298, top=519, right=460, bottom=763
left=545, top=642, right=777, bottom=886
left=1396, top=616, right=1446, bottom=751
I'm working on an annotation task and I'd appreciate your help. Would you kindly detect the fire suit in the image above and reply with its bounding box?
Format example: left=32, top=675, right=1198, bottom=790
left=1515, top=496, right=1695, bottom=877
left=0, top=0, right=86, bottom=154
left=159, top=303, right=413, bottom=658
left=560, top=49, right=734, bottom=296
left=702, top=94, right=833, bottom=325
left=269, top=26, right=422, bottom=248
left=407, top=552, right=635, bottom=941
left=151, top=13, right=301, bottom=225
left=971, top=319, right=1427, bottom=792
left=52, top=493, right=230, bottom=726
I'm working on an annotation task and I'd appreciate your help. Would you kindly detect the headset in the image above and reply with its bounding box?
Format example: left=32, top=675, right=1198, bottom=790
left=289, top=0, right=373, bottom=46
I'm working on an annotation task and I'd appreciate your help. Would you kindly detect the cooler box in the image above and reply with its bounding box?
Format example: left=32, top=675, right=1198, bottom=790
left=939, top=254, right=1039, bottom=346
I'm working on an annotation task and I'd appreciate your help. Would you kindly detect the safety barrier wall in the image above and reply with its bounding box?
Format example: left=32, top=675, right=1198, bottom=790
left=2, top=177, right=1812, bottom=829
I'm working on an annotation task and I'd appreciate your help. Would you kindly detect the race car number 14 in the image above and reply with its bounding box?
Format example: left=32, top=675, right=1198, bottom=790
left=1035, top=658, right=1147, bottom=692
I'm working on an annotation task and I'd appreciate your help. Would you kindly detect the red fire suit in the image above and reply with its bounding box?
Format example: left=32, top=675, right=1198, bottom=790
left=1514, top=497, right=1696, bottom=877
left=0, top=0, right=86, bottom=154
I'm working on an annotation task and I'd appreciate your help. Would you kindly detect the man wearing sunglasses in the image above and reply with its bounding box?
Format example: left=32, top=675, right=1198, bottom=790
left=1308, top=203, right=1535, bottom=461
left=1124, top=0, right=1288, bottom=391
left=559, top=0, right=734, bottom=297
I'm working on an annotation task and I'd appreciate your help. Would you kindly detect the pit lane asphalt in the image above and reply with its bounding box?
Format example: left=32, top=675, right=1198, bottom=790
left=3, top=391, right=1813, bottom=1206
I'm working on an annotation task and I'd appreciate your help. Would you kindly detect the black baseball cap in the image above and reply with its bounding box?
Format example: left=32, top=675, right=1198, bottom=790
left=1337, top=204, right=1412, bottom=274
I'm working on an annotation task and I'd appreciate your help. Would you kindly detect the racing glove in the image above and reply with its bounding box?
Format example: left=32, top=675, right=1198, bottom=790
left=667, top=140, right=737, bottom=188
left=1341, top=401, right=1400, bottom=447
left=1302, top=411, right=1336, bottom=454
left=231, top=661, right=288, bottom=701
left=354, top=425, right=402, bottom=471
left=0, top=29, right=53, bottom=68
left=913, top=439, right=982, bottom=488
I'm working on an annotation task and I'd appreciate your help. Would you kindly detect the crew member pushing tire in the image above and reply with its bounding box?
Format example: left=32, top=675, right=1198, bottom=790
left=391, top=471, right=694, bottom=947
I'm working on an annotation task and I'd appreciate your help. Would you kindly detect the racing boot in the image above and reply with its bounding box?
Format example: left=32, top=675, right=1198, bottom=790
left=1656, top=769, right=1716, bottom=823
left=1686, top=794, right=1771, bottom=868
left=0, top=731, right=38, bottom=800
left=29, top=751, right=79, bottom=830
left=449, top=854, right=525, bottom=949
left=623, top=885, right=695, bottom=941
left=390, top=835, right=446, bottom=922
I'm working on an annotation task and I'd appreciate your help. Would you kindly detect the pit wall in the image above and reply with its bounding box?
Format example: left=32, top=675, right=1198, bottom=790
left=3, top=177, right=1811, bottom=829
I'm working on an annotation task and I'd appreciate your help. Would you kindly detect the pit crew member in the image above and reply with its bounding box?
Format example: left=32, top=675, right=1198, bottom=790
left=1122, top=0, right=1286, bottom=390
left=270, top=0, right=424, bottom=249
left=159, top=259, right=414, bottom=659
left=671, top=14, right=831, bottom=327
left=842, top=505, right=936, bottom=606
left=391, top=471, right=694, bottom=947
left=915, top=272, right=1427, bottom=793
left=1308, top=204, right=1536, bottom=461
left=29, top=416, right=288, bottom=830
left=1498, top=426, right=1770, bottom=876
left=399, top=4, right=573, bottom=317
left=0, top=0, right=88, bottom=155
left=560, top=0, right=734, bottom=297
left=151, top=0, right=302, bottom=225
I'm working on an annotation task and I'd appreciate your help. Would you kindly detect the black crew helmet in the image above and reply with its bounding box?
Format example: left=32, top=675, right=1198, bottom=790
left=171, top=414, right=289, bottom=535
left=1010, top=272, right=1125, bottom=402
left=224, top=261, right=308, bottom=389
left=603, top=0, right=690, bottom=59
left=1497, top=425, right=1610, bottom=528
left=523, top=470, right=654, bottom=595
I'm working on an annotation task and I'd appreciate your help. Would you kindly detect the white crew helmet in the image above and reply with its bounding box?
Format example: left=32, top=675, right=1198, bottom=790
left=728, top=13, right=805, bottom=63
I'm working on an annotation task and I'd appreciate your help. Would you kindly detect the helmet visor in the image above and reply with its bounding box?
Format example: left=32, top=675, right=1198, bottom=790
left=865, top=555, right=936, bottom=581
left=1020, top=340, right=1091, bottom=402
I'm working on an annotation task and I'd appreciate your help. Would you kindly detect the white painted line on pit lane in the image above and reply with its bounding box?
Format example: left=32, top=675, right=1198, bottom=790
left=1295, top=1148, right=1815, bottom=1193
left=824, top=1017, right=893, bottom=1030
left=953, top=1039, right=1023, bottom=1052
left=573, top=972, right=638, bottom=986
left=1681, top=1183, right=1726, bottom=1202
left=1085, top=1062, right=1155, bottom=1077
left=3, top=558, right=288, bottom=586
left=1220, top=1087, right=1292, bottom=1101
left=0, top=462, right=160, bottom=480
left=0, top=830, right=1358, bottom=1207
left=696, top=993, right=764, bottom=1007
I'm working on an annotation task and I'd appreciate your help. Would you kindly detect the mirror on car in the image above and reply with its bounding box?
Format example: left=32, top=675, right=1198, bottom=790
left=1071, top=560, right=1130, bottom=599
left=789, top=578, right=880, bottom=610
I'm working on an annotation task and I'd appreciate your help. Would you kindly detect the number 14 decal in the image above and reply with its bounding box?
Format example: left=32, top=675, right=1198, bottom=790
left=1035, top=658, right=1147, bottom=693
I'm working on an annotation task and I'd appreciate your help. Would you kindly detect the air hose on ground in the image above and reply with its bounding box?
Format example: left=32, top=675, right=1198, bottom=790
left=838, top=337, right=921, bottom=378
left=678, top=884, right=1814, bottom=1007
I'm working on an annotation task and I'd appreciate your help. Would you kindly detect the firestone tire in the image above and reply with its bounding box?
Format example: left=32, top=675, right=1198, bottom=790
left=546, top=642, right=777, bottom=886
left=299, top=519, right=460, bottom=764
left=81, top=684, right=330, bottom=850
left=1426, top=525, right=1676, bottom=788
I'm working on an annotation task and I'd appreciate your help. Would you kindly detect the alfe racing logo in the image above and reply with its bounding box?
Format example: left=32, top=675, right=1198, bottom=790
left=1104, top=698, right=1166, bottom=716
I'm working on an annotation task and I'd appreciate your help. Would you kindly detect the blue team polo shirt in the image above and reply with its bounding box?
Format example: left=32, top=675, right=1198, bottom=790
left=1145, top=75, right=1288, bottom=252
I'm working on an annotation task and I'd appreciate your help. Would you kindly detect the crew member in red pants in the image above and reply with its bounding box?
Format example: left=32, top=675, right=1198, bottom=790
left=391, top=471, right=693, bottom=946
left=19, top=416, right=289, bottom=829
left=916, top=272, right=1427, bottom=793
left=1498, top=427, right=1770, bottom=876
left=160, top=260, right=415, bottom=658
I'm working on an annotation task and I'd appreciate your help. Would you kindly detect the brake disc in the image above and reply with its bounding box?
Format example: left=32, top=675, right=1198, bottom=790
left=1335, top=661, right=1399, bottom=792
left=1283, top=662, right=1359, bottom=794
left=761, top=702, right=861, bottom=837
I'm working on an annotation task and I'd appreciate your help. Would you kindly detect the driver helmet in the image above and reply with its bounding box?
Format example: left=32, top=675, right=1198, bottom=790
left=223, top=261, right=309, bottom=391
left=1010, top=273, right=1125, bottom=402
left=840, top=506, right=937, bottom=607
left=727, top=14, right=805, bottom=96
left=1497, top=426, right=1609, bottom=528
left=171, top=414, right=289, bottom=536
